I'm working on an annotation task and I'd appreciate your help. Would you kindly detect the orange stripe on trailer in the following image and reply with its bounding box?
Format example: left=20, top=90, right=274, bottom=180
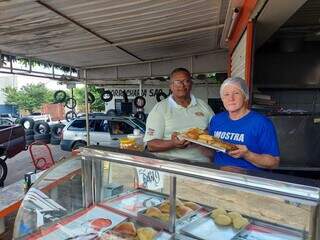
left=228, top=0, right=258, bottom=54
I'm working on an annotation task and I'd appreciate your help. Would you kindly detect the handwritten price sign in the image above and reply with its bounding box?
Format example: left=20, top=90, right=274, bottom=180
left=136, top=167, right=164, bottom=190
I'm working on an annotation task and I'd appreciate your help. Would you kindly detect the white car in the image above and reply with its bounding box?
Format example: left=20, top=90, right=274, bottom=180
left=0, top=113, right=17, bottom=123
left=60, top=115, right=145, bottom=151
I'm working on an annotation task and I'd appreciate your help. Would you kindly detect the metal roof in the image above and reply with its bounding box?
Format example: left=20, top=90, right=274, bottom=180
left=0, top=0, right=230, bottom=69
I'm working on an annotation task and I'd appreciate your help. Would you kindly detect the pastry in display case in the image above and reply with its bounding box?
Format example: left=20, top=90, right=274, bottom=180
left=13, top=146, right=320, bottom=240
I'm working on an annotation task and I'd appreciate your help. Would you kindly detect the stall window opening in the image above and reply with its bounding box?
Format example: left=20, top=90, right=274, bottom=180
left=94, top=120, right=109, bottom=133
left=110, top=121, right=134, bottom=135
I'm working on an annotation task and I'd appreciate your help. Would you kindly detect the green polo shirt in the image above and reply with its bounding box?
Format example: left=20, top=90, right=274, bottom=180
left=144, top=95, right=214, bottom=163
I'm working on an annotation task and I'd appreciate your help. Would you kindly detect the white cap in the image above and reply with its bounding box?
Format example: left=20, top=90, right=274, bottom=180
left=220, top=77, right=249, bottom=100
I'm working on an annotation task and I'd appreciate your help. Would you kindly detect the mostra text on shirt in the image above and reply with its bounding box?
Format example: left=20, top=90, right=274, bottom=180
left=214, top=131, right=245, bottom=143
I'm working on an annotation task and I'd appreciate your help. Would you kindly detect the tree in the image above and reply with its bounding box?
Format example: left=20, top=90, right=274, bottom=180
left=3, top=83, right=54, bottom=114
left=73, top=86, right=105, bottom=112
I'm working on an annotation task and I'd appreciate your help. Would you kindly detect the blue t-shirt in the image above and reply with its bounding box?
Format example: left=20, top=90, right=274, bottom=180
left=208, top=111, right=280, bottom=170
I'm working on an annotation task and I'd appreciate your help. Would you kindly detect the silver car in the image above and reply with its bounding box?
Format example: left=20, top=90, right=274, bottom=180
left=60, top=115, right=145, bottom=151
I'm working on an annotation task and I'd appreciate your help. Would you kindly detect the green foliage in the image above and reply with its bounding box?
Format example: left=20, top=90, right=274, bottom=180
left=2, top=83, right=54, bottom=114
left=1, top=54, right=77, bottom=73
left=74, top=86, right=105, bottom=112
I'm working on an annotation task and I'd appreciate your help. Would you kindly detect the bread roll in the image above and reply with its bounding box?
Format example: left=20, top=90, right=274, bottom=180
left=113, top=222, right=136, bottom=236
left=233, top=216, right=249, bottom=229
left=211, top=208, right=227, bottom=219
left=137, top=227, right=157, bottom=240
left=215, top=214, right=232, bottom=226
left=183, top=202, right=200, bottom=211
left=145, top=207, right=162, bottom=218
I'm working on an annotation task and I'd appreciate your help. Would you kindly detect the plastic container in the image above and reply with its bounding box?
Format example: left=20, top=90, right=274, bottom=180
left=119, top=138, right=136, bottom=150
left=127, top=129, right=144, bottom=151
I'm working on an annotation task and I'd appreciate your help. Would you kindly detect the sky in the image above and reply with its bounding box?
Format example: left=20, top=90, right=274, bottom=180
left=0, top=59, right=80, bottom=90
left=0, top=73, right=69, bottom=90
left=15, top=74, right=68, bottom=90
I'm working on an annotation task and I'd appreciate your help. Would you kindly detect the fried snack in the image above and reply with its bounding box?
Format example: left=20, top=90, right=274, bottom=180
left=158, top=213, right=170, bottom=222
left=233, top=216, right=249, bottom=229
left=215, top=214, right=232, bottom=226
left=100, top=232, right=135, bottom=240
left=204, top=137, right=238, bottom=151
left=198, top=134, right=214, bottom=142
left=137, top=227, right=157, bottom=240
left=145, top=207, right=162, bottom=218
left=184, top=128, right=205, bottom=140
left=176, top=198, right=184, bottom=207
left=211, top=208, right=227, bottom=219
left=187, top=128, right=205, bottom=134
left=113, top=222, right=136, bottom=236
left=183, top=201, right=201, bottom=211
left=159, top=201, right=170, bottom=213
left=186, top=131, right=200, bottom=140
left=197, top=139, right=208, bottom=144
left=159, top=199, right=183, bottom=213
left=228, top=211, right=242, bottom=220
left=176, top=205, right=193, bottom=218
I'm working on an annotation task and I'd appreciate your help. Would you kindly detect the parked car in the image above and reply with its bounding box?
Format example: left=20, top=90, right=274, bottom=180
left=0, top=124, right=26, bottom=185
left=60, top=115, right=145, bottom=151
left=0, top=113, right=18, bottom=123
left=26, top=112, right=52, bottom=122
left=0, top=118, right=14, bottom=126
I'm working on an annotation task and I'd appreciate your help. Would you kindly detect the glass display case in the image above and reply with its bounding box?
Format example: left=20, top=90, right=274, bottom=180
left=13, top=146, right=320, bottom=240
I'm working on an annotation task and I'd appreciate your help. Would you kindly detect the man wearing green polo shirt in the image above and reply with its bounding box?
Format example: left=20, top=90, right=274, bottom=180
left=144, top=68, right=214, bottom=163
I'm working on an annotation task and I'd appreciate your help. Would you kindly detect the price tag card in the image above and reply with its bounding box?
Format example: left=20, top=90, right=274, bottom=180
left=136, top=167, right=164, bottom=190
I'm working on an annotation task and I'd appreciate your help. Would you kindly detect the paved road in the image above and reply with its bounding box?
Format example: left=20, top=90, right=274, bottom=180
left=4, top=144, right=71, bottom=187
left=0, top=144, right=71, bottom=240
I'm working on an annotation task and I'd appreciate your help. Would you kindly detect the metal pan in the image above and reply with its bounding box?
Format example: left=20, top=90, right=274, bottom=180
left=180, top=213, right=242, bottom=240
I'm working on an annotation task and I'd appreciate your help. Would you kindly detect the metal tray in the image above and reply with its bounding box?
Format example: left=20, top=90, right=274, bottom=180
left=138, top=202, right=210, bottom=232
left=180, top=213, right=242, bottom=240
left=232, top=219, right=307, bottom=240
left=103, top=219, right=172, bottom=240
left=102, top=189, right=166, bottom=216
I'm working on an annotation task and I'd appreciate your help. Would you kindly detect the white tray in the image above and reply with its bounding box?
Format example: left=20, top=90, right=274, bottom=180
left=180, top=214, right=241, bottom=240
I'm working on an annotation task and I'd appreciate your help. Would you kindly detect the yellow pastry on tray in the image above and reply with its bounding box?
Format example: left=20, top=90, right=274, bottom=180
left=159, top=199, right=183, bottom=213
left=233, top=216, right=249, bottom=229
left=211, top=208, right=227, bottom=219
left=145, top=207, right=162, bottom=218
left=215, top=214, right=232, bottom=226
left=158, top=213, right=170, bottom=222
left=159, top=201, right=170, bottom=213
left=137, top=227, right=157, bottom=240
left=176, top=205, right=193, bottom=218
left=113, top=222, right=137, bottom=236
left=198, top=134, right=213, bottom=142
left=183, top=201, right=201, bottom=211
left=228, top=211, right=242, bottom=220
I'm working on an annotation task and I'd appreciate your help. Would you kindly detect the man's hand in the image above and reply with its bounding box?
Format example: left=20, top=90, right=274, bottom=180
left=171, top=132, right=190, bottom=149
left=227, top=144, right=249, bottom=158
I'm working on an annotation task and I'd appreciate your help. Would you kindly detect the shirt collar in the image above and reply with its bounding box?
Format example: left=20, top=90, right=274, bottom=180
left=168, top=94, right=197, bottom=108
